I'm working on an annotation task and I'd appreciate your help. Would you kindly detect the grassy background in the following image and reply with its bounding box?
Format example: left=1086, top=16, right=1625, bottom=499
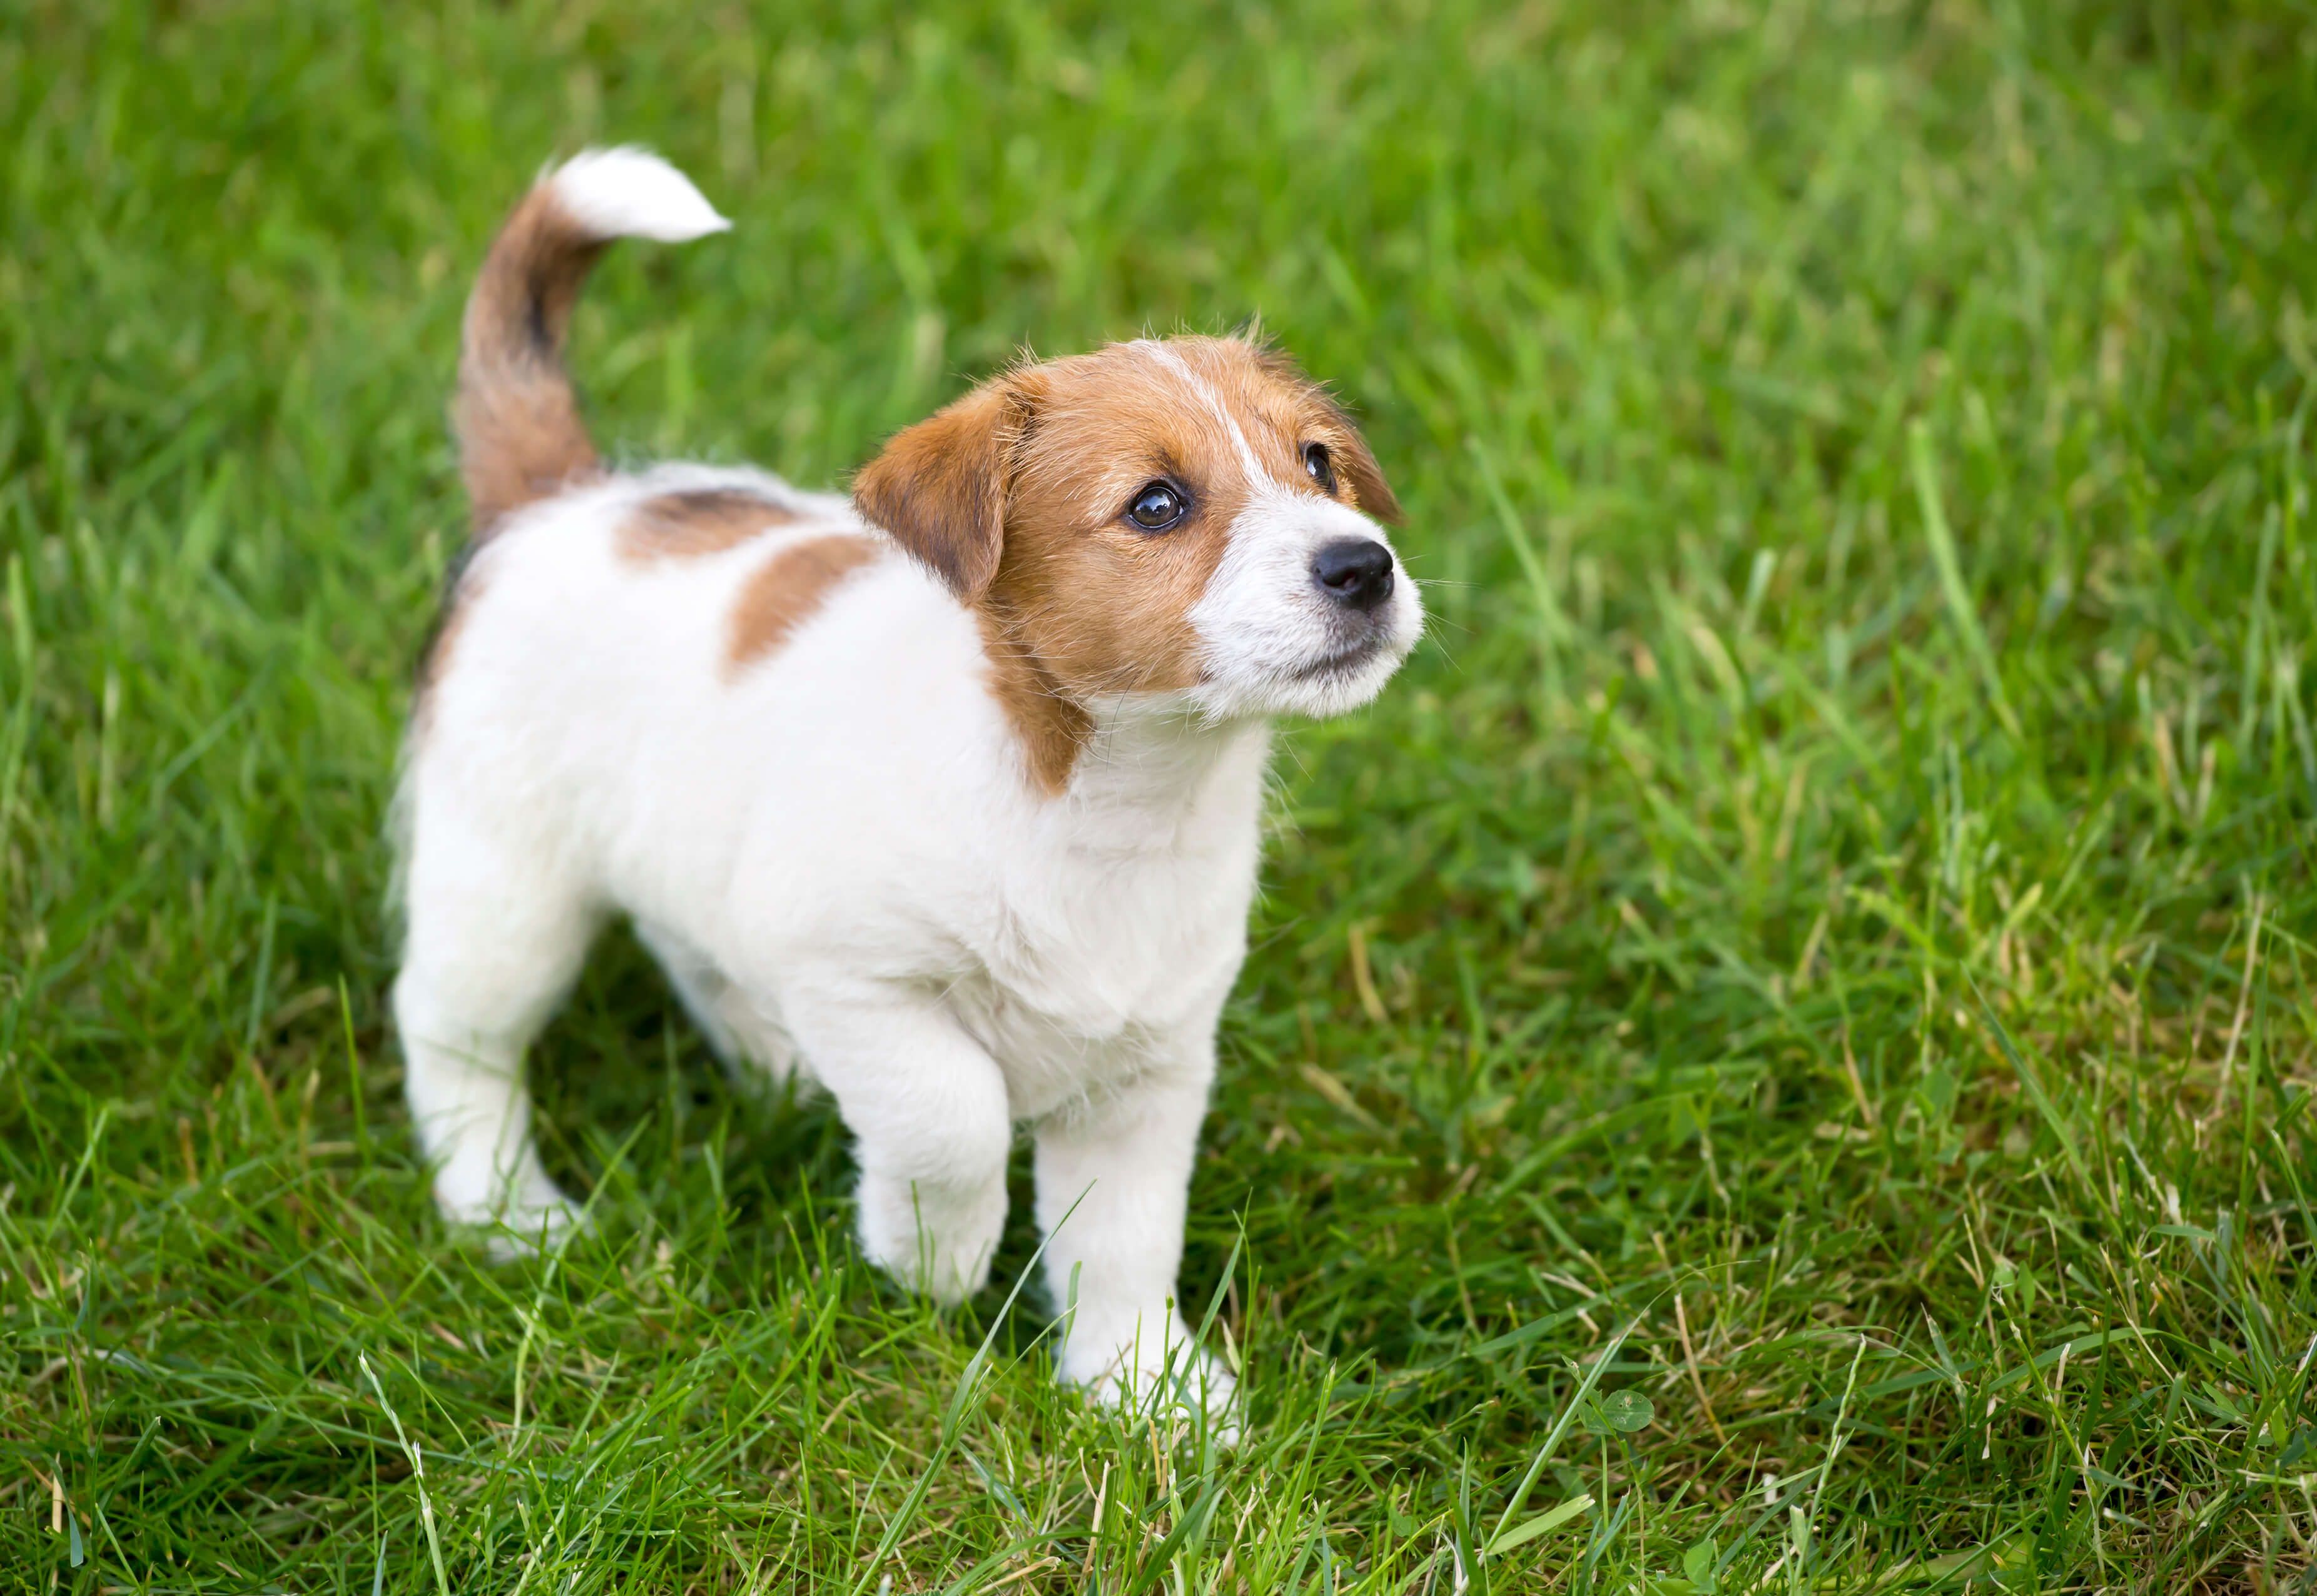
left=4, top=0, right=2315, bottom=1589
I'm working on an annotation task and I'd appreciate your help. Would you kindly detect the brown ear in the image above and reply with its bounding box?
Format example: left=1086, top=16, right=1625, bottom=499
left=852, top=376, right=1037, bottom=602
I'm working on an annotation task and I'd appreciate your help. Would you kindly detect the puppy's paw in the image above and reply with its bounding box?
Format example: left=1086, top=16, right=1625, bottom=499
left=867, top=1237, right=993, bottom=1306
left=1063, top=1319, right=1242, bottom=1448
left=856, top=1173, right=1004, bottom=1306
left=478, top=1196, right=588, bottom=1263
left=435, top=1161, right=586, bottom=1262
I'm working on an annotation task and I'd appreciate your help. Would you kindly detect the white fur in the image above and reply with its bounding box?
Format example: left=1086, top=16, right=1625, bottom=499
left=397, top=468, right=1283, bottom=1432
left=398, top=271, right=1415, bottom=1448
left=1188, top=490, right=1422, bottom=720
left=549, top=147, right=731, bottom=242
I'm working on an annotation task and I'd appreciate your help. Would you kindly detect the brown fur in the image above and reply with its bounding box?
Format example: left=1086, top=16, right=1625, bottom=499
left=454, top=184, right=609, bottom=534
left=726, top=535, right=883, bottom=672
left=849, top=380, right=1032, bottom=601
left=975, top=610, right=1097, bottom=797
left=621, top=490, right=801, bottom=562
left=852, top=335, right=1399, bottom=794
left=1244, top=344, right=1402, bottom=525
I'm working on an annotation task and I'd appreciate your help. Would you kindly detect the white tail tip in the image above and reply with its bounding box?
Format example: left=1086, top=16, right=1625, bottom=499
left=549, top=146, right=731, bottom=243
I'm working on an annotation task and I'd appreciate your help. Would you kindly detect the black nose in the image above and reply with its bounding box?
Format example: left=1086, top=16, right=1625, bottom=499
left=1310, top=539, right=1396, bottom=612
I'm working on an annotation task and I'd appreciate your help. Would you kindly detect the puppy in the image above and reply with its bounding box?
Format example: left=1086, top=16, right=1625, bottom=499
left=394, top=149, right=1421, bottom=1424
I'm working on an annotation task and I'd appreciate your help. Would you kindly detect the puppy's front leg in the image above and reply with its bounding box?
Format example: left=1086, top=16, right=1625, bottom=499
left=781, top=982, right=1013, bottom=1305
left=1034, top=1055, right=1237, bottom=1434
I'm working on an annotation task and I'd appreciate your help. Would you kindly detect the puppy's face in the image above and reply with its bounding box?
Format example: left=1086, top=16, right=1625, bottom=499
left=854, top=336, right=1421, bottom=721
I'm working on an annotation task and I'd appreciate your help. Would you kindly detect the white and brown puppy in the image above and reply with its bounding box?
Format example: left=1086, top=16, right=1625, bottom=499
left=395, top=148, right=1421, bottom=1425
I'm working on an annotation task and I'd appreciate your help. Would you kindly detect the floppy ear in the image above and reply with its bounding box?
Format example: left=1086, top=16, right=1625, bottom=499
left=852, top=375, right=1036, bottom=603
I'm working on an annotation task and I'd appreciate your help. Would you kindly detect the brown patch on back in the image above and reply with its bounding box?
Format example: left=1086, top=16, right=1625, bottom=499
left=725, top=535, right=883, bottom=672
left=621, top=490, right=801, bottom=562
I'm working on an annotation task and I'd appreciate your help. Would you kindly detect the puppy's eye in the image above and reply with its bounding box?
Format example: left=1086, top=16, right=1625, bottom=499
left=1303, top=442, right=1336, bottom=492
left=1126, top=481, right=1188, bottom=532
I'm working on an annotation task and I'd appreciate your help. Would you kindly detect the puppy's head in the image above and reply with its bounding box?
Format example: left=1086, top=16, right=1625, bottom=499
left=853, top=335, right=1421, bottom=721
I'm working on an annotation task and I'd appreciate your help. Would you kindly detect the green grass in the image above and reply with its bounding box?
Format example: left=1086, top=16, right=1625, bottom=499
left=4, top=0, right=2314, bottom=1589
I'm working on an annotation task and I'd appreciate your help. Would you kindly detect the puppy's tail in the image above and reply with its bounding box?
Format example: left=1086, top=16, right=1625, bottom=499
left=455, top=148, right=729, bottom=534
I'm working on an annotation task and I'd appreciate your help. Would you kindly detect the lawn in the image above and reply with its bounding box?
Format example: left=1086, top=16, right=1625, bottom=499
left=4, top=0, right=2314, bottom=1590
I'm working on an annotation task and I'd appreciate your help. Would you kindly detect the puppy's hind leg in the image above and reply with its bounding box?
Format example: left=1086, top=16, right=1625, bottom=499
left=636, top=924, right=804, bottom=1091
left=637, top=922, right=746, bottom=1068
left=394, top=797, right=602, bottom=1256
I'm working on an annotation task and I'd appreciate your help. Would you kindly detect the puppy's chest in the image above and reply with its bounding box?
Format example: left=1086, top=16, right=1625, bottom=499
left=953, top=848, right=1252, bottom=1117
